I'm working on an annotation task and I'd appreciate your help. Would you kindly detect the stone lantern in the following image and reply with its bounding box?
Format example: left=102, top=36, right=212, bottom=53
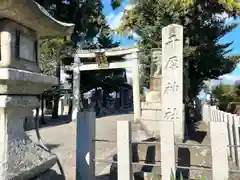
left=146, top=49, right=162, bottom=102
left=0, top=0, right=74, bottom=179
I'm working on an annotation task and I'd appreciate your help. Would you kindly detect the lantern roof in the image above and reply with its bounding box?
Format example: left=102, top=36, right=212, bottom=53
left=0, top=0, right=75, bottom=38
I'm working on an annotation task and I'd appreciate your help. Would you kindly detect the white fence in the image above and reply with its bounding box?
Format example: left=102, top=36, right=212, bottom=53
left=76, top=107, right=240, bottom=180
left=202, top=104, right=240, bottom=174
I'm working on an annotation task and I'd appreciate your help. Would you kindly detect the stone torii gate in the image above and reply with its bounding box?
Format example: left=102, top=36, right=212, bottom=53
left=70, top=47, right=141, bottom=122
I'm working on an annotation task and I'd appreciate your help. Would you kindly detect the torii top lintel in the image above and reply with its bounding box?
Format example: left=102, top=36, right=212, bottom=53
left=75, top=46, right=139, bottom=58
left=0, top=0, right=75, bottom=38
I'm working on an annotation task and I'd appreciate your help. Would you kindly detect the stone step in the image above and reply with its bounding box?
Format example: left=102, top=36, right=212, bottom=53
left=134, top=121, right=212, bottom=179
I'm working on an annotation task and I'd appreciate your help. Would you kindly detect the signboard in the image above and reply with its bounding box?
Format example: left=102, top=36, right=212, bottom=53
left=95, top=52, right=108, bottom=68
left=161, top=24, right=184, bottom=139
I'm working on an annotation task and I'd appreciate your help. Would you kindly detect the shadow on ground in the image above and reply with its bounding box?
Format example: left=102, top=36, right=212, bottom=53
left=32, top=169, right=65, bottom=180
left=106, top=128, right=209, bottom=180
left=39, top=111, right=133, bottom=129
left=108, top=137, right=160, bottom=180
left=39, top=115, right=71, bottom=129
left=96, top=174, right=110, bottom=180
left=96, top=111, right=133, bottom=118
left=45, top=143, right=61, bottom=151
left=176, top=147, right=190, bottom=178
left=185, top=121, right=207, bottom=143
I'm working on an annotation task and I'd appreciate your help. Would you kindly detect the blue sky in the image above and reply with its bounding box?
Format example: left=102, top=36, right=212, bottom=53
left=102, top=0, right=240, bottom=85
left=102, top=0, right=136, bottom=46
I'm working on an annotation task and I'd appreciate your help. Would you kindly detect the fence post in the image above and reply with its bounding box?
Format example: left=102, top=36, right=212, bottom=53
left=117, top=120, right=132, bottom=180
left=219, top=111, right=224, bottom=122
left=223, top=113, right=230, bottom=156
left=233, top=115, right=240, bottom=168
left=76, top=111, right=96, bottom=180
left=217, top=111, right=220, bottom=121
left=210, top=121, right=229, bottom=180
left=213, top=109, right=217, bottom=121
left=160, top=120, right=175, bottom=179
left=228, top=114, right=235, bottom=162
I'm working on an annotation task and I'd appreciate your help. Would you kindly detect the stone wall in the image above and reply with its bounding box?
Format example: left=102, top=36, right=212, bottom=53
left=140, top=101, right=161, bottom=137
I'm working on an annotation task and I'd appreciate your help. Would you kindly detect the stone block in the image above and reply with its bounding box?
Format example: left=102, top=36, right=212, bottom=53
left=210, top=121, right=229, bottom=180
left=161, top=24, right=184, bottom=140
left=117, top=120, right=132, bottom=180
left=0, top=104, right=57, bottom=180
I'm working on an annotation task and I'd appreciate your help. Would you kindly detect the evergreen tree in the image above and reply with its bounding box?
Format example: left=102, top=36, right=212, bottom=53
left=118, top=0, right=240, bottom=110
left=97, top=25, right=120, bottom=48
left=35, top=0, right=123, bottom=117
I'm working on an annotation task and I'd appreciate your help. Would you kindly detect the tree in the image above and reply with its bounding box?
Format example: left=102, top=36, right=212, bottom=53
left=97, top=26, right=120, bottom=48
left=118, top=0, right=240, bottom=121
left=39, top=38, right=69, bottom=75
left=212, top=83, right=240, bottom=110
left=35, top=0, right=103, bottom=45
left=62, top=23, right=123, bottom=93
left=39, top=38, right=72, bottom=118
left=35, top=0, right=122, bottom=117
left=35, top=0, right=124, bottom=46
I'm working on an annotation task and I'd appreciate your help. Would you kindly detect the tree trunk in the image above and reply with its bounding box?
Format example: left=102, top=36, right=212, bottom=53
left=68, top=98, right=73, bottom=115
left=52, top=62, right=60, bottom=119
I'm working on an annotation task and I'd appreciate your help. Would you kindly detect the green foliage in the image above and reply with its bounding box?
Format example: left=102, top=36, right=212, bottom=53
left=118, top=0, right=240, bottom=106
left=39, top=38, right=70, bottom=75
left=111, top=0, right=124, bottom=10
left=81, top=69, right=127, bottom=93
left=36, top=0, right=123, bottom=92
left=212, top=83, right=240, bottom=110
left=35, top=0, right=124, bottom=45
left=35, top=0, right=105, bottom=45
left=97, top=26, right=120, bottom=48
left=138, top=51, right=152, bottom=90
left=169, top=169, right=206, bottom=180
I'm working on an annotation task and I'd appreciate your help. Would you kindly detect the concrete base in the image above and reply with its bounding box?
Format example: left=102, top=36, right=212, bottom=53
left=2, top=136, right=57, bottom=180
left=145, top=91, right=161, bottom=102
left=0, top=96, right=57, bottom=180
left=141, top=102, right=161, bottom=137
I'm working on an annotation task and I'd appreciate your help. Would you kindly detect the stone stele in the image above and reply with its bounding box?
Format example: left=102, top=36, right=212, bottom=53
left=0, top=0, right=74, bottom=179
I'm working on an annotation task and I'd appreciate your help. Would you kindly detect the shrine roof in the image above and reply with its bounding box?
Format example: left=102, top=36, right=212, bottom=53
left=0, top=0, right=75, bottom=38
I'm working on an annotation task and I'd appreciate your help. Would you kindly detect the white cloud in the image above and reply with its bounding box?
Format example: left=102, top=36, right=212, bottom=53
left=125, top=4, right=134, bottom=10
left=219, top=74, right=240, bottom=81
left=107, top=12, right=124, bottom=29
left=106, top=4, right=134, bottom=30
left=106, top=13, right=115, bottom=23
left=105, top=4, right=140, bottom=45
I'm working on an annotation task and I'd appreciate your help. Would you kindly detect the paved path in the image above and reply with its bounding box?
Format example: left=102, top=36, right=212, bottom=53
left=27, top=113, right=135, bottom=180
